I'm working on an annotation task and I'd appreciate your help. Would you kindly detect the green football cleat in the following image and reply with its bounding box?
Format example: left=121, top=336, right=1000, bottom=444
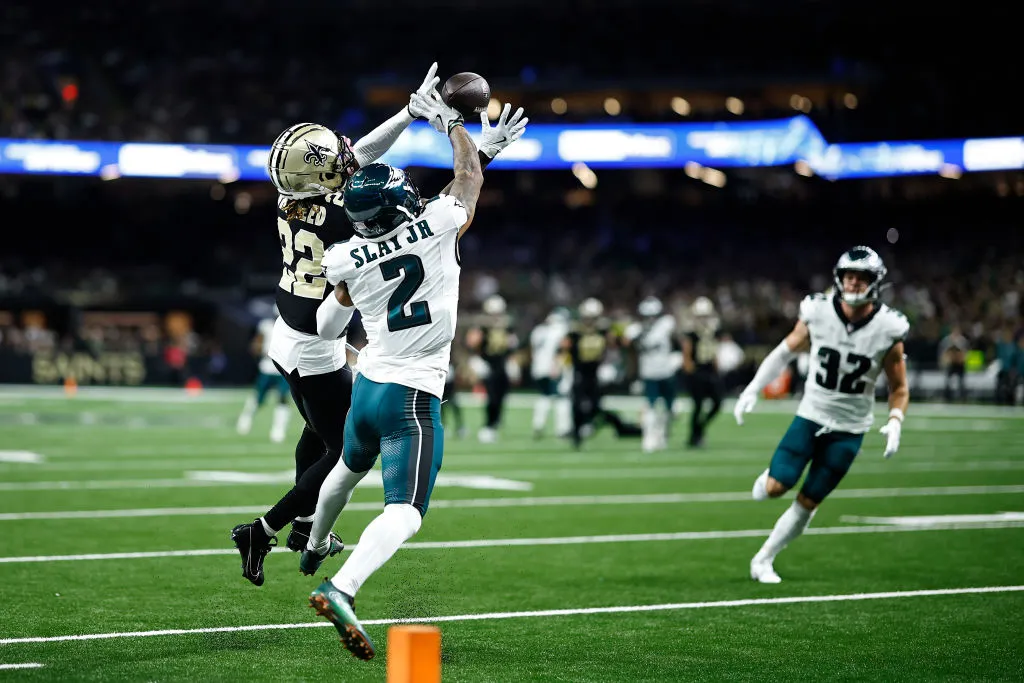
left=309, top=580, right=375, bottom=660
left=298, top=533, right=345, bottom=576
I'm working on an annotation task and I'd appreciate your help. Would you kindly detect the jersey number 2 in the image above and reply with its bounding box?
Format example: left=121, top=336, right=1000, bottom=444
left=380, top=255, right=432, bottom=332
left=816, top=347, right=872, bottom=394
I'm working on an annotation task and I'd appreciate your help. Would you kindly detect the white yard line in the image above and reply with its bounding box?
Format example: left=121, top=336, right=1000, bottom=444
left=1, top=586, right=1021, bottom=646
left=2, top=484, right=1023, bottom=520
left=2, top=520, right=1023, bottom=565
left=0, top=663, right=44, bottom=670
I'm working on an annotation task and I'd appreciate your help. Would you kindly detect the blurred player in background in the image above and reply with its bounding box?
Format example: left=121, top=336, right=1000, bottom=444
left=441, top=360, right=466, bottom=438
left=229, top=64, right=443, bottom=587
left=624, top=296, right=679, bottom=453
left=530, top=307, right=572, bottom=438
left=734, top=246, right=910, bottom=583
left=466, top=294, right=518, bottom=443
left=682, top=296, right=723, bottom=448
left=236, top=307, right=292, bottom=443
left=564, top=297, right=642, bottom=449
left=302, top=91, right=527, bottom=659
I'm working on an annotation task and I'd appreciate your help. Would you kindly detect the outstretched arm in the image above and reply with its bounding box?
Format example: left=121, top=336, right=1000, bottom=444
left=733, top=320, right=810, bottom=424
left=440, top=104, right=528, bottom=195
left=447, top=124, right=484, bottom=237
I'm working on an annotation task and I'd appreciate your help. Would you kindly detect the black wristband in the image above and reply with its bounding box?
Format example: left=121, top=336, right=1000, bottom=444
left=479, top=150, right=493, bottom=170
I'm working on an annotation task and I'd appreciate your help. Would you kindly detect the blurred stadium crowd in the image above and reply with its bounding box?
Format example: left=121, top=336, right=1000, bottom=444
left=0, top=0, right=1020, bottom=401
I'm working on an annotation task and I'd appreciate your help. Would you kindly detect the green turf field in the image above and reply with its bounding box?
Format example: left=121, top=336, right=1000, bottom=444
left=1, top=387, right=1022, bottom=682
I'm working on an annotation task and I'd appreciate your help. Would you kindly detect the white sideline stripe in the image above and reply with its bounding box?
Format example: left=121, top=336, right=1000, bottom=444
left=0, top=452, right=43, bottom=464
left=842, top=512, right=1024, bottom=526
left=3, top=484, right=1024, bottom=522
left=0, top=663, right=44, bottom=670
left=1, top=586, right=1021, bottom=645
left=3, top=520, right=1024, bottom=564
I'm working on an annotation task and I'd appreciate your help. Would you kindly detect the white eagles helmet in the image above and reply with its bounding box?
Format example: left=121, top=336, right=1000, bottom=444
left=579, top=297, right=604, bottom=319
left=546, top=307, right=571, bottom=324
left=691, top=296, right=715, bottom=317
left=833, top=246, right=887, bottom=306
left=266, top=123, right=358, bottom=198
left=483, top=294, right=507, bottom=316
left=637, top=296, right=663, bottom=318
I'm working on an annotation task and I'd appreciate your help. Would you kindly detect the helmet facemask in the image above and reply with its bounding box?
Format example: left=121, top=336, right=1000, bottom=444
left=343, top=163, right=423, bottom=240
left=267, top=124, right=358, bottom=199
left=833, top=246, right=888, bottom=307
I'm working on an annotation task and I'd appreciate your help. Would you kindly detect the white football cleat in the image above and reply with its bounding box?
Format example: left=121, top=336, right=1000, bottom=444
left=477, top=427, right=497, bottom=444
left=269, top=427, right=285, bottom=443
left=750, top=556, right=782, bottom=584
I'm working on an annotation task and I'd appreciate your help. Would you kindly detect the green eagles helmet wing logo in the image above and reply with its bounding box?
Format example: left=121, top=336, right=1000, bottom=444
left=303, top=141, right=330, bottom=167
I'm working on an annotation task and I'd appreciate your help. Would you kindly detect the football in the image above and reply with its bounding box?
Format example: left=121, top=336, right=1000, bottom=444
left=440, top=72, right=491, bottom=118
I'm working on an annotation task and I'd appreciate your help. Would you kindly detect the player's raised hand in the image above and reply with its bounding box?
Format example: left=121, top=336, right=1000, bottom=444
left=733, top=390, right=758, bottom=426
left=409, top=62, right=440, bottom=109
left=879, top=416, right=902, bottom=458
left=409, top=92, right=464, bottom=135
left=478, top=103, right=528, bottom=159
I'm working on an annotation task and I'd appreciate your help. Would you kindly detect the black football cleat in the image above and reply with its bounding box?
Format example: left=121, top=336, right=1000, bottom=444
left=230, top=521, right=277, bottom=586
left=299, top=533, right=345, bottom=576
left=286, top=520, right=313, bottom=552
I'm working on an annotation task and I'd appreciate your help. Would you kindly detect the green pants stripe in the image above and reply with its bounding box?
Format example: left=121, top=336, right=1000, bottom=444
left=343, top=375, right=444, bottom=515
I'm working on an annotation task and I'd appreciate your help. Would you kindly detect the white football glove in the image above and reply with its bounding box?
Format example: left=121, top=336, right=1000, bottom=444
left=733, top=390, right=758, bottom=425
left=478, top=103, right=528, bottom=159
left=879, top=416, right=902, bottom=458
left=406, top=62, right=440, bottom=118
left=409, top=91, right=464, bottom=135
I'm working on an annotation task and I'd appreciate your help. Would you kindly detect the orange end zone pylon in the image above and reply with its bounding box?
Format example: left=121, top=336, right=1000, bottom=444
left=386, top=625, right=441, bottom=683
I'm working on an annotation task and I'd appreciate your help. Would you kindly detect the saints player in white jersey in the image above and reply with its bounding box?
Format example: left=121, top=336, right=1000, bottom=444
left=624, top=296, right=679, bottom=452
left=530, top=307, right=572, bottom=438
left=236, top=310, right=292, bottom=442
left=734, top=246, right=910, bottom=583
left=300, top=93, right=527, bottom=660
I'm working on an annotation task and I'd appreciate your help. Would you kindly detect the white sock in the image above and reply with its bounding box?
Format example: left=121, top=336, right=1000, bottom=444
left=308, top=459, right=368, bottom=551
left=293, top=514, right=314, bottom=523
left=259, top=516, right=277, bottom=536
left=532, top=396, right=551, bottom=431
left=752, top=468, right=770, bottom=501
left=332, top=503, right=422, bottom=597
left=642, top=409, right=658, bottom=440
left=271, top=404, right=290, bottom=434
left=554, top=397, right=572, bottom=435
left=755, top=500, right=815, bottom=562
left=237, top=396, right=257, bottom=432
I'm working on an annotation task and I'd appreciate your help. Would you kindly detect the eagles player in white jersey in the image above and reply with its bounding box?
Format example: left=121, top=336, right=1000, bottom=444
left=236, top=310, right=292, bottom=443
left=624, top=296, right=678, bottom=452
left=734, top=246, right=910, bottom=583
left=229, top=64, right=444, bottom=587
left=529, top=307, right=572, bottom=438
left=300, top=92, right=527, bottom=660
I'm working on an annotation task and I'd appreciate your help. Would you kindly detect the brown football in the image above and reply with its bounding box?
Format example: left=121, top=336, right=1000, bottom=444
left=440, top=72, right=491, bottom=118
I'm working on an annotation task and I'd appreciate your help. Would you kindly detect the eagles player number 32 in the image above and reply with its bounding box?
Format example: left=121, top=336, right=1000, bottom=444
left=816, top=347, right=872, bottom=394
left=277, top=217, right=327, bottom=300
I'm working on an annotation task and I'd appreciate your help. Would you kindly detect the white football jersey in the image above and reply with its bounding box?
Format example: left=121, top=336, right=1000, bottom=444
left=796, top=293, right=909, bottom=433
left=257, top=317, right=278, bottom=374
left=530, top=320, right=569, bottom=379
left=625, top=315, right=677, bottom=380
left=321, top=194, right=467, bottom=398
